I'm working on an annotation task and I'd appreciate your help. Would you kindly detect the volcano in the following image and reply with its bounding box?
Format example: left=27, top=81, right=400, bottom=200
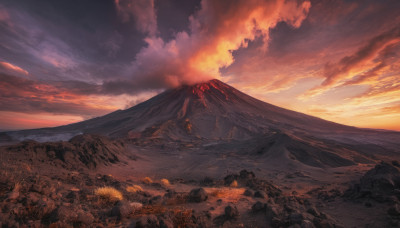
left=6, top=79, right=400, bottom=143
left=4, top=79, right=399, bottom=168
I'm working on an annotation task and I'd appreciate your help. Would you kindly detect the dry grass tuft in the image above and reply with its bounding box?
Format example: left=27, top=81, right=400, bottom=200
left=230, top=180, right=238, bottom=187
left=95, top=187, right=123, bottom=202
left=161, top=178, right=170, bottom=187
left=126, top=185, right=143, bottom=193
left=142, top=177, right=153, bottom=184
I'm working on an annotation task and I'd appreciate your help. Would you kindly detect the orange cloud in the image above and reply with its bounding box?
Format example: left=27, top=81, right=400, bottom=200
left=0, top=111, right=84, bottom=131
left=302, top=27, right=400, bottom=98
left=117, top=0, right=311, bottom=91
left=0, top=61, right=28, bottom=75
left=0, top=73, right=118, bottom=117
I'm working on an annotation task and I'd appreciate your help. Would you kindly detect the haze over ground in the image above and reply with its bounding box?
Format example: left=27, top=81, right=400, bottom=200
left=0, top=0, right=400, bottom=131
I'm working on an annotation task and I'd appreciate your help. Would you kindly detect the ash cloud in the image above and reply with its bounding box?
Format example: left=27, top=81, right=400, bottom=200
left=105, top=0, right=311, bottom=94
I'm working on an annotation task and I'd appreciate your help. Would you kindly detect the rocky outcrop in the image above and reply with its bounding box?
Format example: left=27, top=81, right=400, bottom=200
left=344, top=162, right=400, bottom=202
left=4, top=134, right=125, bottom=169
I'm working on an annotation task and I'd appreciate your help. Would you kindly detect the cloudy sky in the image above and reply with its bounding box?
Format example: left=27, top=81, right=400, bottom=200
left=0, top=0, right=399, bottom=131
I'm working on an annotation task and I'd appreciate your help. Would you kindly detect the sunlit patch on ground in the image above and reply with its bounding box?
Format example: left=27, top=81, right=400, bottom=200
left=205, top=187, right=246, bottom=203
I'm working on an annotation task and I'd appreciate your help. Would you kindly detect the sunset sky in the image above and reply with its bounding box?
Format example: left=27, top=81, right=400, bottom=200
left=0, top=0, right=400, bottom=131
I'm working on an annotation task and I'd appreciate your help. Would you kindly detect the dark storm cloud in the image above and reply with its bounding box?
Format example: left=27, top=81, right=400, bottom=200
left=0, top=0, right=146, bottom=83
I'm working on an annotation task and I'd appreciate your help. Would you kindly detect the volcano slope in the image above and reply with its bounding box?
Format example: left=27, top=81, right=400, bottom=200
left=1, top=79, right=400, bottom=227
left=4, top=79, right=399, bottom=168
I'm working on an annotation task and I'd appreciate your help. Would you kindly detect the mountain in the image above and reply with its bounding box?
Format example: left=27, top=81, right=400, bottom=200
left=2, top=79, right=400, bottom=167
left=5, top=79, right=398, bottom=142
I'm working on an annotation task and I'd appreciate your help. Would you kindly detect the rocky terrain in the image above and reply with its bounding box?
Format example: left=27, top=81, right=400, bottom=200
left=0, top=134, right=399, bottom=227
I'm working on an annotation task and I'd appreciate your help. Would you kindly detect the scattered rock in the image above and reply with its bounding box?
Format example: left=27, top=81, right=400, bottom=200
left=314, top=219, right=335, bottom=228
left=224, top=205, right=239, bottom=219
left=188, top=188, right=208, bottom=203
left=271, top=217, right=282, bottom=228
left=243, top=189, right=253, bottom=196
left=239, top=170, right=255, bottom=179
left=111, top=201, right=134, bottom=219
left=76, top=209, right=94, bottom=225
left=8, top=189, right=19, bottom=201
left=254, top=191, right=266, bottom=198
left=149, top=195, right=163, bottom=205
left=136, top=215, right=160, bottom=228
left=159, top=217, right=174, bottom=228
left=266, top=204, right=279, bottom=220
left=301, top=220, right=315, bottom=228
left=48, top=206, right=77, bottom=224
left=306, top=207, right=320, bottom=217
left=345, top=162, right=400, bottom=201
left=200, top=177, right=215, bottom=186
left=252, top=201, right=265, bottom=212
left=288, top=213, right=303, bottom=224
left=224, top=174, right=237, bottom=186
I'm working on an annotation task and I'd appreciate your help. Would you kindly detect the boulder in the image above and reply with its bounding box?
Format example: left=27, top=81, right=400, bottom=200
left=188, top=188, right=208, bottom=203
left=254, top=191, right=266, bottom=199
left=252, top=201, right=265, bottom=212
left=111, top=201, right=134, bottom=219
left=288, top=213, right=304, bottom=224
left=136, top=215, right=160, bottom=228
left=224, top=205, right=239, bottom=219
left=243, top=189, right=253, bottom=196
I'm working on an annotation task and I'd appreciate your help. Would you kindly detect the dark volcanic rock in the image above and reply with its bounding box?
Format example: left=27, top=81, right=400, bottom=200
left=136, top=215, right=160, bottom=228
left=288, top=213, right=303, bottom=224
left=188, top=188, right=208, bottom=203
left=345, top=162, right=400, bottom=201
left=111, top=201, right=133, bottom=219
left=254, top=190, right=266, bottom=199
left=252, top=201, right=265, bottom=212
left=224, top=205, right=239, bottom=219
left=243, top=189, right=253, bottom=196
left=5, top=134, right=124, bottom=169
left=200, top=177, right=215, bottom=186
left=239, top=169, right=255, bottom=179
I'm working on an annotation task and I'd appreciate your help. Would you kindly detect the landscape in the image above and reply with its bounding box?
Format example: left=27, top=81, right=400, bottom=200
left=1, top=0, right=400, bottom=227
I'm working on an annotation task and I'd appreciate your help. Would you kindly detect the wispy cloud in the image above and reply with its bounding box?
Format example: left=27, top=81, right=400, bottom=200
left=302, top=27, right=400, bottom=98
left=0, top=61, right=28, bottom=75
